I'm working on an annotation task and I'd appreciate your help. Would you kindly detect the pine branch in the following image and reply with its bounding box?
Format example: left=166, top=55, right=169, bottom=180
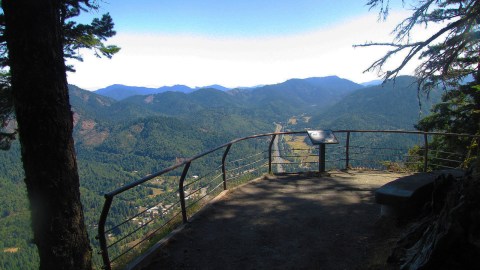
left=356, top=10, right=478, bottom=82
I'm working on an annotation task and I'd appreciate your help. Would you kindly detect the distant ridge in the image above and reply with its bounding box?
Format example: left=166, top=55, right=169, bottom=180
left=158, top=85, right=195, bottom=94
left=360, top=79, right=383, bottom=87
left=95, top=84, right=231, bottom=100
left=94, top=84, right=159, bottom=100
left=74, top=76, right=364, bottom=124
left=94, top=76, right=362, bottom=101
left=198, top=84, right=230, bottom=91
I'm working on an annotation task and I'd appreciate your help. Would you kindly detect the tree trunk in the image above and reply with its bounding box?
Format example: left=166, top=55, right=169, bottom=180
left=2, top=0, right=92, bottom=269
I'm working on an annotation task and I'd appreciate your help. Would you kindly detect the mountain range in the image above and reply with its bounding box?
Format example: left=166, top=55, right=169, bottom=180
left=93, top=76, right=367, bottom=101
left=69, top=75, right=439, bottom=146
left=94, top=83, right=231, bottom=100
left=89, top=76, right=363, bottom=121
left=67, top=75, right=439, bottom=182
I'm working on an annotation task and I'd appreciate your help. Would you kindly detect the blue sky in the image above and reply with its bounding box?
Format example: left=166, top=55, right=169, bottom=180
left=68, top=0, right=433, bottom=90
left=99, top=0, right=369, bottom=36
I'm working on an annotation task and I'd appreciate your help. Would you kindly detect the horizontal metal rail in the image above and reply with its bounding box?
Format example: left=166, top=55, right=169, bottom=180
left=97, top=129, right=480, bottom=269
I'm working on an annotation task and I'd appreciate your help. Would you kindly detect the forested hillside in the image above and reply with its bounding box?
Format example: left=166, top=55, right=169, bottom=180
left=283, top=76, right=442, bottom=170
left=308, top=76, right=441, bottom=130
left=0, top=75, right=429, bottom=268
left=1, top=84, right=274, bottom=269
left=94, top=76, right=363, bottom=121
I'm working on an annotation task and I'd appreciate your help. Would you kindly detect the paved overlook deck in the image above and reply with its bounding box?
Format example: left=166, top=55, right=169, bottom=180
left=132, top=170, right=408, bottom=270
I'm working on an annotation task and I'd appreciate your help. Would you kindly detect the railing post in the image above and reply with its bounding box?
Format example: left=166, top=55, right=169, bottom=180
left=345, top=131, right=350, bottom=170
left=423, top=133, right=429, bottom=172
left=319, top=144, right=326, bottom=173
left=268, top=134, right=277, bottom=174
left=222, top=144, right=232, bottom=190
left=97, top=195, right=113, bottom=270
left=179, top=162, right=191, bottom=224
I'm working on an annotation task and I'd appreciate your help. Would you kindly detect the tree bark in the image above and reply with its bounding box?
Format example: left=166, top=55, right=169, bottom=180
left=2, top=0, right=92, bottom=269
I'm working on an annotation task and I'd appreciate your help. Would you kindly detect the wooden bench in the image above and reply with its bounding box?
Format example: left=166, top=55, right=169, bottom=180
left=375, top=169, right=464, bottom=217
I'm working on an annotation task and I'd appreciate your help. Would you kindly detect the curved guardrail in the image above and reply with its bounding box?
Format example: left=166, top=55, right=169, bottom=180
left=96, top=129, right=479, bottom=269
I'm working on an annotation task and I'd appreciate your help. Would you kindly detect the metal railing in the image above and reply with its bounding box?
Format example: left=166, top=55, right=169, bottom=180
left=96, top=130, right=479, bottom=269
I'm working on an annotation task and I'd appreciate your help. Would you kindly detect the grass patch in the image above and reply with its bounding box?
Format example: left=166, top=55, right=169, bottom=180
left=3, top=247, right=19, bottom=253
left=283, top=135, right=316, bottom=169
left=148, top=187, right=164, bottom=198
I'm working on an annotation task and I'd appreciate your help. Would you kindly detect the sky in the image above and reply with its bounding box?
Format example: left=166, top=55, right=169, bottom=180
left=66, top=0, right=438, bottom=90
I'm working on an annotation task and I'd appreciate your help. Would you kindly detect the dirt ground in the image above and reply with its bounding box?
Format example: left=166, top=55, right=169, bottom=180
left=132, top=170, right=409, bottom=270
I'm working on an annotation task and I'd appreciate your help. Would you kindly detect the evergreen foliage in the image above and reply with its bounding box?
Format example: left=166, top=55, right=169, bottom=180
left=361, top=0, right=480, bottom=92
left=1, top=1, right=120, bottom=269
left=0, top=71, right=14, bottom=150
left=414, top=82, right=480, bottom=168
left=362, top=0, right=480, bottom=169
left=363, top=1, right=480, bottom=268
left=0, top=0, right=120, bottom=148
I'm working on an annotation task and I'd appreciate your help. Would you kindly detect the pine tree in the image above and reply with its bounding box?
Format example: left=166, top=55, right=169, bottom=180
left=363, top=1, right=480, bottom=268
left=1, top=0, right=118, bottom=269
left=360, top=0, right=479, bottom=90
left=361, top=0, right=480, bottom=165
left=0, top=0, right=119, bottom=149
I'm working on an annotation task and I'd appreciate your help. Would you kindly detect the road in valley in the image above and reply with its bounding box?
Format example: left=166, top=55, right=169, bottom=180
left=272, top=123, right=289, bottom=173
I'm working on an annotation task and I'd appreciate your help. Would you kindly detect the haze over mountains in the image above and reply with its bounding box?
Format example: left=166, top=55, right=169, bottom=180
left=93, top=76, right=369, bottom=101
left=95, top=83, right=231, bottom=101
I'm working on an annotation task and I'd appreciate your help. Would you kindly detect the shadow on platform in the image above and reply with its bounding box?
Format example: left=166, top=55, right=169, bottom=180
left=132, top=170, right=408, bottom=270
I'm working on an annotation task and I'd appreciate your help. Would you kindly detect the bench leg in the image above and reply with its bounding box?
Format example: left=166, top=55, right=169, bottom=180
left=380, top=205, right=398, bottom=217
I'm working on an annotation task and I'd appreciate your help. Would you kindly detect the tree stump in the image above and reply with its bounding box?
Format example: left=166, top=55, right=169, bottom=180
left=388, top=170, right=480, bottom=270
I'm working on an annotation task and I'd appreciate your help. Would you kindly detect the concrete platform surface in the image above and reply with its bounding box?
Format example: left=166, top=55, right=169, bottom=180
left=134, top=170, right=408, bottom=270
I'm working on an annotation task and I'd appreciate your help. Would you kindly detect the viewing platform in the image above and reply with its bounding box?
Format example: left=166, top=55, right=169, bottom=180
left=96, top=130, right=477, bottom=270
left=129, top=170, right=408, bottom=270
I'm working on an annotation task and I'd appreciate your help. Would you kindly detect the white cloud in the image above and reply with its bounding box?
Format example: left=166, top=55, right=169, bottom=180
left=67, top=11, right=442, bottom=90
